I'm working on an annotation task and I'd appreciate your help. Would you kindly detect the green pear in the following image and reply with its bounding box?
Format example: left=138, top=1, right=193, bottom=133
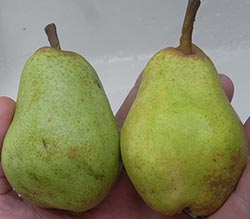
left=1, top=24, right=120, bottom=212
left=121, top=0, right=247, bottom=217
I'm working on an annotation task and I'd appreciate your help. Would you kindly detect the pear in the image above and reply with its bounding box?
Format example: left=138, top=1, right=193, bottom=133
left=1, top=23, right=120, bottom=212
left=121, top=0, right=247, bottom=217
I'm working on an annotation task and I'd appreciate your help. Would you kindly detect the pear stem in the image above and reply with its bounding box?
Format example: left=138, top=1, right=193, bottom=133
left=177, top=0, right=201, bottom=55
left=44, top=23, right=61, bottom=50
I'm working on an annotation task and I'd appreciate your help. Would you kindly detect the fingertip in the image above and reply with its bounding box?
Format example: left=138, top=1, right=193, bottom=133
left=244, top=116, right=250, bottom=155
left=219, top=74, right=234, bottom=102
left=134, top=71, right=143, bottom=89
left=244, top=116, right=250, bottom=129
left=0, top=96, right=16, bottom=121
left=0, top=96, right=16, bottom=109
left=0, top=96, right=16, bottom=147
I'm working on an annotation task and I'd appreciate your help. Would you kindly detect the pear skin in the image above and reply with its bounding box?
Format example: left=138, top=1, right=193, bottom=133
left=120, top=0, right=247, bottom=217
left=2, top=27, right=120, bottom=212
left=121, top=45, right=247, bottom=216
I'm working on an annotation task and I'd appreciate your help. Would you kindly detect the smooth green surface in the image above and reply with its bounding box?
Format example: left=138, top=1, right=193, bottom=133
left=2, top=47, right=120, bottom=212
left=121, top=46, right=247, bottom=216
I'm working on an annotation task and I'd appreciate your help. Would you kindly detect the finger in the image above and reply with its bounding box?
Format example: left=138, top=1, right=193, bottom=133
left=244, top=117, right=250, bottom=156
left=0, top=96, right=16, bottom=195
left=115, top=72, right=143, bottom=129
left=219, top=74, right=234, bottom=102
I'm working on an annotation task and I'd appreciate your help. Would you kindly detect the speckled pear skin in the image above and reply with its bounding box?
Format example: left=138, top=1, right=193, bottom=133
left=2, top=47, right=120, bottom=212
left=121, top=45, right=247, bottom=216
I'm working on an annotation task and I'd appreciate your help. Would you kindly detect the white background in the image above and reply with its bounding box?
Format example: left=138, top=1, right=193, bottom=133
left=0, top=0, right=250, bottom=121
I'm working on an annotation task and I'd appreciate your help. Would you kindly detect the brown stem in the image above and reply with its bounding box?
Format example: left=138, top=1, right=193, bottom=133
left=177, top=0, right=201, bottom=55
left=44, top=23, right=61, bottom=50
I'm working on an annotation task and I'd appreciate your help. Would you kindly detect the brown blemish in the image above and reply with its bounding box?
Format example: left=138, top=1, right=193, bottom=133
left=28, top=171, right=40, bottom=182
left=150, top=188, right=155, bottom=194
left=161, top=45, right=211, bottom=61
left=66, top=146, right=105, bottom=181
left=196, top=149, right=247, bottom=215
left=203, top=153, right=236, bottom=190
left=84, top=161, right=105, bottom=181
left=189, top=203, right=218, bottom=217
left=135, top=163, right=141, bottom=170
left=95, top=80, right=101, bottom=89
left=42, top=138, right=48, bottom=149
left=59, top=50, right=80, bottom=57
left=204, top=173, right=230, bottom=189
left=216, top=152, right=223, bottom=157
left=36, top=46, right=52, bottom=53
left=66, top=146, right=82, bottom=160
left=36, top=46, right=80, bottom=57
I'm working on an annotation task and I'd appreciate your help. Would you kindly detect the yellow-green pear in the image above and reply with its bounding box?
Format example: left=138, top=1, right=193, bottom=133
left=121, top=0, right=247, bottom=217
left=1, top=24, right=120, bottom=212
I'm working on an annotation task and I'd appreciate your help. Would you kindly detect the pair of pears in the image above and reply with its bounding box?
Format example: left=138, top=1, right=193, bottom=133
left=1, top=0, right=247, bottom=217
